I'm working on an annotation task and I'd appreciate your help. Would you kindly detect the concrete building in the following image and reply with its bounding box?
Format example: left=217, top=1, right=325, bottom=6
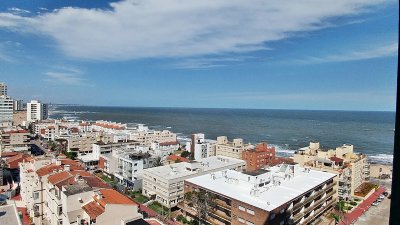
left=27, top=100, right=48, bottom=122
left=216, top=136, right=254, bottom=159
left=242, top=142, right=276, bottom=172
left=130, top=129, right=177, bottom=146
left=183, top=164, right=337, bottom=225
left=13, top=99, right=23, bottom=111
left=142, top=156, right=246, bottom=208
left=66, top=132, right=98, bottom=153
left=293, top=142, right=370, bottom=198
left=0, top=82, right=7, bottom=96
left=0, top=127, right=30, bottom=152
left=0, top=95, right=14, bottom=122
left=190, top=133, right=216, bottom=160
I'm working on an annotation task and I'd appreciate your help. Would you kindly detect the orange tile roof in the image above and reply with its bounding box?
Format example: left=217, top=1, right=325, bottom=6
left=36, top=164, right=63, bottom=177
left=159, top=141, right=179, bottom=146
left=82, top=201, right=105, bottom=219
left=6, top=154, right=30, bottom=169
left=0, top=152, right=19, bottom=157
left=48, top=171, right=72, bottom=185
left=95, top=189, right=136, bottom=206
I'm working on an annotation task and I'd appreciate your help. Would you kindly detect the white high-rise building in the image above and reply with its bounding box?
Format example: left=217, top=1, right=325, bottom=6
left=0, top=82, right=7, bottom=96
left=0, top=95, right=14, bottom=122
left=13, top=99, right=23, bottom=111
left=27, top=100, right=48, bottom=122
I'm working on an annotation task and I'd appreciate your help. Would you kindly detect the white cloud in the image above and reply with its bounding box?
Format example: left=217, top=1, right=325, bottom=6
left=0, top=0, right=390, bottom=61
left=44, top=67, right=91, bottom=86
left=296, top=42, right=398, bottom=64
left=172, top=56, right=255, bottom=69
left=7, top=7, right=31, bottom=14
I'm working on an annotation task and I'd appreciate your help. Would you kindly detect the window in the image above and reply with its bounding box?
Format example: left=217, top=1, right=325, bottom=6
left=238, top=205, right=246, bottom=211
left=238, top=218, right=245, bottom=223
left=33, top=192, right=39, bottom=200
left=246, top=209, right=255, bottom=215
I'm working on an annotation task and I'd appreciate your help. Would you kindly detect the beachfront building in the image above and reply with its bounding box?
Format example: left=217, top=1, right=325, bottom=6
left=130, top=128, right=177, bottom=146
left=216, top=136, right=254, bottom=159
left=0, top=95, right=14, bottom=122
left=293, top=142, right=370, bottom=198
left=150, top=141, right=180, bottom=158
left=182, top=164, right=337, bottom=225
left=27, top=100, right=48, bottom=122
left=242, top=142, right=276, bottom=172
left=190, top=133, right=217, bottom=160
left=0, top=127, right=30, bottom=152
left=142, top=156, right=246, bottom=208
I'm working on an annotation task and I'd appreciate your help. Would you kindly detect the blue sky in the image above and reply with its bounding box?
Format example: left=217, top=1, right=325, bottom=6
left=0, top=0, right=398, bottom=111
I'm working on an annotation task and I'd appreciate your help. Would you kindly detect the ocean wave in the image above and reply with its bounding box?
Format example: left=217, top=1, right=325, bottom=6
left=271, top=144, right=296, bottom=157
left=368, top=154, right=393, bottom=164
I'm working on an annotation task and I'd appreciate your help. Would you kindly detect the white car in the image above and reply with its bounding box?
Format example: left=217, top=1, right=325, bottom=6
left=379, top=195, right=385, bottom=199
left=372, top=201, right=379, bottom=206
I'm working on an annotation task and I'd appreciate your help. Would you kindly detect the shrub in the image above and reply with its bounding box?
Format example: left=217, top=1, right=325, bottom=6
left=350, top=201, right=357, bottom=206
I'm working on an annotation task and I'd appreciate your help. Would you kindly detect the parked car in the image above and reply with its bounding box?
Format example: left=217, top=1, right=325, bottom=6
left=372, top=201, right=379, bottom=206
left=383, top=191, right=389, bottom=197
left=379, top=194, right=385, bottom=200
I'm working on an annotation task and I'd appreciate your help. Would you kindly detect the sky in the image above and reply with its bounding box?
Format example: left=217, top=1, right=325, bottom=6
left=0, top=0, right=398, bottom=111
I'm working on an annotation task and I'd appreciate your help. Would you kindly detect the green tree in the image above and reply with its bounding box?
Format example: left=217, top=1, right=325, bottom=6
left=180, top=151, right=190, bottom=158
left=184, top=190, right=216, bottom=225
left=152, top=157, right=163, bottom=167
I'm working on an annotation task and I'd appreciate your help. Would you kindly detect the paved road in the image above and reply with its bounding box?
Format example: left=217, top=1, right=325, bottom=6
left=355, top=197, right=390, bottom=225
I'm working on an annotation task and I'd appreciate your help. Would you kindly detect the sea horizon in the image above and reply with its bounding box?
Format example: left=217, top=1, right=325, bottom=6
left=49, top=105, right=395, bottom=165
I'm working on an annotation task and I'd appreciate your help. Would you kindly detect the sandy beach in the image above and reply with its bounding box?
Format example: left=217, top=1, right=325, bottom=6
left=369, top=164, right=393, bottom=179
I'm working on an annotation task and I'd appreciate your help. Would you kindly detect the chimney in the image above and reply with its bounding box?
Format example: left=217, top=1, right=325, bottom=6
left=56, top=159, right=62, bottom=166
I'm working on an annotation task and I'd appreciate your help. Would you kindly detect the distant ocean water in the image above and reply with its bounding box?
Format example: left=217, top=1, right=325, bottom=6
left=50, top=106, right=395, bottom=164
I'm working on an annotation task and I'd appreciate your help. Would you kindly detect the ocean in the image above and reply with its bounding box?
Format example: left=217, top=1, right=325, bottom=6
left=50, top=105, right=395, bottom=164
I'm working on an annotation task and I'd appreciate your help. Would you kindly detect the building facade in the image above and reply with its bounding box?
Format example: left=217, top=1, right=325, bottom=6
left=216, top=136, right=253, bottom=159
left=242, top=142, right=276, bottom=172
left=27, top=100, right=48, bottom=122
left=183, top=164, right=337, bottom=225
left=142, top=156, right=246, bottom=208
left=0, top=95, right=14, bottom=122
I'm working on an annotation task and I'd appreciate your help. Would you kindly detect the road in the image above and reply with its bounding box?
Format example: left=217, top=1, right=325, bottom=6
left=355, top=197, right=390, bottom=225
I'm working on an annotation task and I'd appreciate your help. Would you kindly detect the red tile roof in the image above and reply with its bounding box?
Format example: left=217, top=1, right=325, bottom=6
left=82, top=201, right=105, bottom=219
left=330, top=156, right=344, bottom=163
left=6, top=154, right=30, bottom=169
left=95, top=189, right=137, bottom=206
left=0, top=152, right=19, bottom=157
left=36, top=164, right=63, bottom=177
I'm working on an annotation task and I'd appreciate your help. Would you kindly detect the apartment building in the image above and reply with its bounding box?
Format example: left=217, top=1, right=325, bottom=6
left=67, top=132, right=98, bottom=153
left=216, top=136, right=254, bottom=159
left=27, top=100, right=48, bottom=122
left=0, top=95, right=14, bottom=122
left=142, top=156, right=246, bottom=208
left=150, top=141, right=179, bottom=158
left=294, top=142, right=370, bottom=197
left=130, top=129, right=177, bottom=146
left=190, top=133, right=217, bottom=160
left=0, top=82, right=7, bottom=96
left=13, top=99, right=23, bottom=111
left=0, top=127, right=30, bottom=152
left=19, top=156, right=85, bottom=225
left=183, top=164, right=337, bottom=225
left=242, top=142, right=276, bottom=172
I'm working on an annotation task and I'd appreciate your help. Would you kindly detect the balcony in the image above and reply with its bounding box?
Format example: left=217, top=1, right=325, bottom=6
left=210, top=209, right=231, bottom=222
left=215, top=199, right=231, bottom=210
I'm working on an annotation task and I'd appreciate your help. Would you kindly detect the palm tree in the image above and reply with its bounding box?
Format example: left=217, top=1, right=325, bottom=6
left=152, top=157, right=163, bottom=167
left=333, top=200, right=347, bottom=225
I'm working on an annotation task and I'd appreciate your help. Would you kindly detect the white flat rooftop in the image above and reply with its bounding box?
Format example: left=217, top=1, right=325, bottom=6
left=186, top=165, right=336, bottom=211
left=144, top=156, right=245, bottom=180
left=0, top=204, right=22, bottom=225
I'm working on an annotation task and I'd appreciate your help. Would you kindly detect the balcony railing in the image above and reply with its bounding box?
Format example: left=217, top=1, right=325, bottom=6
left=215, top=199, right=231, bottom=210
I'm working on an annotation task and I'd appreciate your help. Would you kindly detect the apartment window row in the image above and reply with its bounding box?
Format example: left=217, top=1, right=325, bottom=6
left=238, top=217, right=254, bottom=225
left=238, top=205, right=255, bottom=215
